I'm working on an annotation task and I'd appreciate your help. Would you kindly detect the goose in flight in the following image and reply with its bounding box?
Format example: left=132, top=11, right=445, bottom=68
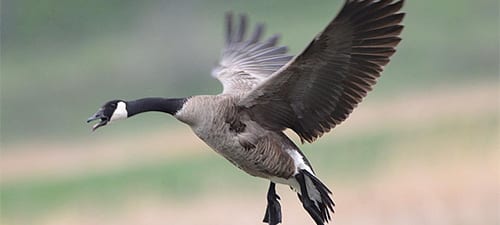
left=87, top=0, right=405, bottom=224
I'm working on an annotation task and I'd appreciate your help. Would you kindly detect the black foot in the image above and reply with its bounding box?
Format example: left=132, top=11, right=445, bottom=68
left=263, top=182, right=282, bottom=225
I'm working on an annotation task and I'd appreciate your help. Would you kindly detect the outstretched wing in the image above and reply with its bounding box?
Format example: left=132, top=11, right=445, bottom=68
left=212, top=13, right=293, bottom=95
left=240, top=0, right=405, bottom=143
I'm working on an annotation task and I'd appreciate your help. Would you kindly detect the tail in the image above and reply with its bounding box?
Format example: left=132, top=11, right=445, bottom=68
left=295, top=169, right=335, bottom=225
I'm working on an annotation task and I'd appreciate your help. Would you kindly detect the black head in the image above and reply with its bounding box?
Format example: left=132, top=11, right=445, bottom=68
left=87, top=100, right=128, bottom=131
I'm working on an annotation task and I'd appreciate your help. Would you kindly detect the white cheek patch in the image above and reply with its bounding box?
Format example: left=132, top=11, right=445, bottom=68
left=110, top=101, right=128, bottom=122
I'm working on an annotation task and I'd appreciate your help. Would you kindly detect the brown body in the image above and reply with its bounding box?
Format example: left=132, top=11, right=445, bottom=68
left=176, top=95, right=298, bottom=180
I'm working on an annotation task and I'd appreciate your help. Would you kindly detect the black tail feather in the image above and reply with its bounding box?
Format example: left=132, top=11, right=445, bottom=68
left=296, top=170, right=335, bottom=225
left=303, top=170, right=335, bottom=213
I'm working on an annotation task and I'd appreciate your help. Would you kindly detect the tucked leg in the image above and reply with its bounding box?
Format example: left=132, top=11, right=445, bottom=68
left=263, top=182, right=282, bottom=225
left=295, top=172, right=324, bottom=225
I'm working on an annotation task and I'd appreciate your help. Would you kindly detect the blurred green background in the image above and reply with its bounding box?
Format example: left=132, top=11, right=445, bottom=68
left=1, top=0, right=498, bottom=225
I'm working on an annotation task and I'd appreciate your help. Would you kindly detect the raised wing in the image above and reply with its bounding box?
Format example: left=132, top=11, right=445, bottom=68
left=240, top=0, right=405, bottom=143
left=212, top=13, right=293, bottom=95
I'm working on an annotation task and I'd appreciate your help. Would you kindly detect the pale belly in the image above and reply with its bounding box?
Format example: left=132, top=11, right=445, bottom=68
left=193, top=126, right=257, bottom=173
left=191, top=125, right=296, bottom=180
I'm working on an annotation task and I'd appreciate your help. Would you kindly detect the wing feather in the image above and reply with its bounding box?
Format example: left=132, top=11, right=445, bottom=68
left=240, top=0, right=406, bottom=143
left=212, top=13, right=293, bottom=94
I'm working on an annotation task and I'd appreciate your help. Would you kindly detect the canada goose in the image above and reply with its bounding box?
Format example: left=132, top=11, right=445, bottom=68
left=87, top=0, right=404, bottom=224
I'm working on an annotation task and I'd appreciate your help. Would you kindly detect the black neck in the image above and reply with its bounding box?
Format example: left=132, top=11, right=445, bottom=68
left=126, top=97, right=187, bottom=117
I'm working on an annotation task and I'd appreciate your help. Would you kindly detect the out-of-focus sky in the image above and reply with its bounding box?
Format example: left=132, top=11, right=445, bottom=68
left=1, top=0, right=498, bottom=225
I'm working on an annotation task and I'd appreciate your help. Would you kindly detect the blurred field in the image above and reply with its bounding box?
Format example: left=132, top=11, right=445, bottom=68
left=1, top=0, right=499, bottom=225
left=1, top=82, right=498, bottom=225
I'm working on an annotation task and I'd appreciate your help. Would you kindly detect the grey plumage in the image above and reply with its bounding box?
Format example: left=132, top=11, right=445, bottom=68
left=176, top=95, right=297, bottom=179
left=212, top=13, right=294, bottom=94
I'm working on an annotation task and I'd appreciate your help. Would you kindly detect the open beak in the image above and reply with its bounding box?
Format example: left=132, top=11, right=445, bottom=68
left=87, top=109, right=108, bottom=132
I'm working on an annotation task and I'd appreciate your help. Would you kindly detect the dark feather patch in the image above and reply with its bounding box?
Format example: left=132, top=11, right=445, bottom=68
left=241, top=0, right=406, bottom=143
